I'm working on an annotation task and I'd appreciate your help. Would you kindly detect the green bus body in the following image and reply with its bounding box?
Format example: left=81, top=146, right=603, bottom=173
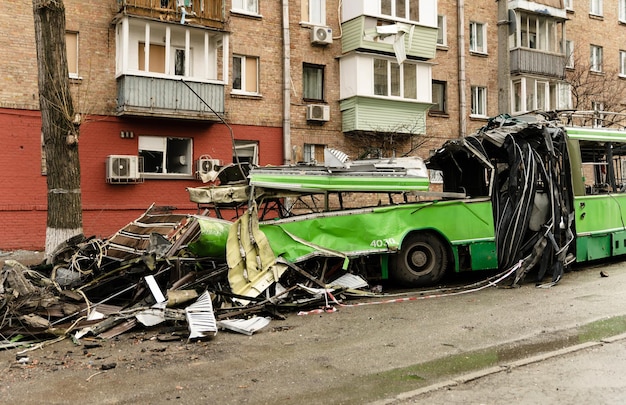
left=257, top=123, right=626, bottom=282
left=191, top=117, right=626, bottom=289
left=258, top=199, right=498, bottom=274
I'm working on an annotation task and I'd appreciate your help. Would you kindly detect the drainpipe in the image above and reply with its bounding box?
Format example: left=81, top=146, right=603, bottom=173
left=457, top=0, right=467, bottom=137
left=497, top=0, right=510, bottom=114
left=282, top=0, right=291, bottom=164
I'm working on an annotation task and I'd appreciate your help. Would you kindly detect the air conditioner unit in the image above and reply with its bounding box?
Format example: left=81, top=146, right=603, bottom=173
left=311, top=25, right=333, bottom=45
left=196, top=158, right=222, bottom=182
left=306, top=104, right=330, bottom=122
left=106, top=155, right=142, bottom=183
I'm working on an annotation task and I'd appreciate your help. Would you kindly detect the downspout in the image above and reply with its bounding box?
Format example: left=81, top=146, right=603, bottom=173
left=282, top=0, right=292, bottom=164
left=457, top=0, right=467, bottom=137
left=497, top=0, right=510, bottom=114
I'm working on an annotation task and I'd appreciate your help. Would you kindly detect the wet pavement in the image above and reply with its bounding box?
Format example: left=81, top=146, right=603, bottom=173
left=394, top=337, right=626, bottom=404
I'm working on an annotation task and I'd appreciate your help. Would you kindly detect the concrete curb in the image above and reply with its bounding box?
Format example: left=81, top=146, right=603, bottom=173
left=370, top=333, right=626, bottom=405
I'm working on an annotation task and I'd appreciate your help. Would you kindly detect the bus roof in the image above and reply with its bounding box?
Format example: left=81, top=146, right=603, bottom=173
left=565, top=127, right=626, bottom=142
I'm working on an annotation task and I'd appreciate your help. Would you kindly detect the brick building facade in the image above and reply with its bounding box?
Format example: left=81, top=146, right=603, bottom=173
left=1, top=0, right=625, bottom=250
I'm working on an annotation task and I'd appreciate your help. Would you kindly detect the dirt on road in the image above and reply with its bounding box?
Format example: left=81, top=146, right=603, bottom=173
left=2, top=251, right=626, bottom=405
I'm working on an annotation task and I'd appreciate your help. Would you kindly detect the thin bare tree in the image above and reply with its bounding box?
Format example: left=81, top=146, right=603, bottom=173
left=565, top=47, right=626, bottom=128
left=32, top=0, right=83, bottom=257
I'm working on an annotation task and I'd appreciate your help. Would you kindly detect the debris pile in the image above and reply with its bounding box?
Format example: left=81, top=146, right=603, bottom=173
left=0, top=205, right=375, bottom=349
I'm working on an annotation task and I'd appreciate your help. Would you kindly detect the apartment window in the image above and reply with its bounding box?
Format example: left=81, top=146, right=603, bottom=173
left=513, top=77, right=570, bottom=113
left=234, top=141, right=258, bottom=166
left=304, top=144, right=326, bottom=163
left=373, top=59, right=417, bottom=99
left=302, top=0, right=326, bottom=25
left=381, top=0, right=419, bottom=22
left=590, top=45, right=603, bottom=72
left=232, top=0, right=258, bottom=15
left=592, top=101, right=604, bottom=127
left=519, top=14, right=557, bottom=52
left=469, top=22, right=486, bottom=54
left=233, top=55, right=259, bottom=94
left=66, top=32, right=79, bottom=78
left=139, top=42, right=166, bottom=74
left=470, top=86, right=487, bottom=117
left=431, top=81, right=447, bottom=113
left=139, top=136, right=192, bottom=176
left=174, top=48, right=188, bottom=76
left=565, top=40, right=574, bottom=69
left=590, top=0, right=602, bottom=16
left=437, top=15, right=447, bottom=46
left=303, top=63, right=324, bottom=101
left=620, top=0, right=626, bottom=22
left=564, top=0, right=573, bottom=10
left=621, top=51, right=626, bottom=77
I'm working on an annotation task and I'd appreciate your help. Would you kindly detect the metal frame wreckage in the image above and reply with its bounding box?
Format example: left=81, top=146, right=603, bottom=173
left=3, top=110, right=626, bottom=347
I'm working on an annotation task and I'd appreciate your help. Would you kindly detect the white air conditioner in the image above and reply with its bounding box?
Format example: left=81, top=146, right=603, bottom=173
left=306, top=104, right=330, bottom=122
left=196, top=157, right=221, bottom=182
left=106, top=155, right=141, bottom=183
left=311, top=25, right=333, bottom=45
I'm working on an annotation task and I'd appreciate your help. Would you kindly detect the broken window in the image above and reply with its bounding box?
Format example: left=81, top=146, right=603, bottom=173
left=139, top=136, right=193, bottom=176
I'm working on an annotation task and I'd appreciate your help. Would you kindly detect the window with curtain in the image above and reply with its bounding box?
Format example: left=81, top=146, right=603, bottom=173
left=303, top=63, right=324, bottom=101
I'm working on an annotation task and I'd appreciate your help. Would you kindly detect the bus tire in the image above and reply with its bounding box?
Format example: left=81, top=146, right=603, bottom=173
left=390, top=233, right=448, bottom=287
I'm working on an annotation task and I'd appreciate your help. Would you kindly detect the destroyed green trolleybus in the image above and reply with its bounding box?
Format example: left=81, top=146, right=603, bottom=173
left=187, top=111, right=626, bottom=299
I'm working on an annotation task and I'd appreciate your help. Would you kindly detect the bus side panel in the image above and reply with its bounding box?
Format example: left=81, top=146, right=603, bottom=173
left=574, top=195, right=626, bottom=262
left=469, top=242, right=498, bottom=270
left=260, top=199, right=498, bottom=273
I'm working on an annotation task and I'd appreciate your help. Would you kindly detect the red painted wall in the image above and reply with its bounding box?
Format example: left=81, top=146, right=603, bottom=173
left=0, top=108, right=283, bottom=250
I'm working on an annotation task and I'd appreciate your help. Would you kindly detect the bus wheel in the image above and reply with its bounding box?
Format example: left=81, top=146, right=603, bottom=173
left=390, top=233, right=448, bottom=287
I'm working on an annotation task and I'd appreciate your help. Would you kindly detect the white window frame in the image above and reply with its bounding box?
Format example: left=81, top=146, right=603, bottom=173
left=232, top=54, right=259, bottom=95
left=437, top=15, right=447, bottom=47
left=302, top=0, right=326, bottom=25
left=469, top=22, right=487, bottom=54
left=470, top=86, right=487, bottom=117
left=565, top=40, right=574, bottom=69
left=303, top=143, right=326, bottom=164
left=590, top=45, right=603, bottom=72
left=590, top=0, right=603, bottom=17
left=620, top=0, right=626, bottom=22
left=380, top=0, right=420, bottom=22
left=621, top=50, right=626, bottom=77
left=592, top=101, right=604, bottom=128
left=373, top=58, right=418, bottom=100
left=138, top=136, right=193, bottom=177
left=564, top=0, right=573, bottom=10
left=232, top=0, right=259, bottom=15
left=234, top=141, right=259, bottom=166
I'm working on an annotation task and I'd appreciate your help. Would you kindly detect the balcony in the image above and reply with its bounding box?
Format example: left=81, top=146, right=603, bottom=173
left=510, top=48, right=567, bottom=79
left=116, top=75, right=224, bottom=121
left=116, top=0, right=225, bottom=30
left=341, top=16, right=437, bottom=61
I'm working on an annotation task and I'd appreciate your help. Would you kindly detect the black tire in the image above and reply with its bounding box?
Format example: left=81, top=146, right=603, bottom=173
left=390, top=233, right=448, bottom=287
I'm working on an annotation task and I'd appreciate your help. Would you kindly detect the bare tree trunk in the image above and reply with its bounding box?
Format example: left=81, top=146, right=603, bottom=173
left=32, top=0, right=83, bottom=257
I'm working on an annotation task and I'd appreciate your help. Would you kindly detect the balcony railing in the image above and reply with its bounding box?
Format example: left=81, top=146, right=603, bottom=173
left=117, top=75, right=224, bottom=121
left=117, top=0, right=225, bottom=29
left=510, top=48, right=567, bottom=79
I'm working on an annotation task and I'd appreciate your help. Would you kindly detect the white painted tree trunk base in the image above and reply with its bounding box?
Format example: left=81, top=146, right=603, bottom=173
left=45, top=227, right=83, bottom=261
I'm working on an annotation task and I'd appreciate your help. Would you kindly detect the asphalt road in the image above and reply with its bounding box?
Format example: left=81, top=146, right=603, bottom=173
left=2, top=255, right=626, bottom=404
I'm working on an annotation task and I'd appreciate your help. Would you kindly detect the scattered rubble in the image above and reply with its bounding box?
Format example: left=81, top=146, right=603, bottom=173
left=0, top=205, right=389, bottom=350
